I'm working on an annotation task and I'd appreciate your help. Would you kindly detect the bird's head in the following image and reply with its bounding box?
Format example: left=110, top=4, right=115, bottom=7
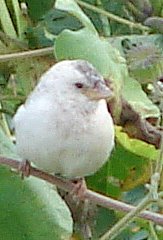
left=40, top=60, right=113, bottom=104
left=71, top=60, right=113, bottom=101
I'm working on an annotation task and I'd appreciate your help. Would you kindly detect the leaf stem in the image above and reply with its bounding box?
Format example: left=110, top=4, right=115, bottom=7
left=149, top=221, right=159, bottom=240
left=75, top=0, right=150, bottom=32
left=155, top=131, right=163, bottom=174
left=0, top=47, right=54, bottom=62
left=99, top=194, right=152, bottom=240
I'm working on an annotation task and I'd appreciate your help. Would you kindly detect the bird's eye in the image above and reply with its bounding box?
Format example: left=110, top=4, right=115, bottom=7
left=75, top=83, right=83, bottom=88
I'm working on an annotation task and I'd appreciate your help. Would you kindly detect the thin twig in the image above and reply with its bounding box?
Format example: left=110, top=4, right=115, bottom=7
left=155, top=131, right=163, bottom=174
left=0, top=156, right=163, bottom=226
left=0, top=47, right=54, bottom=62
left=149, top=221, right=159, bottom=240
left=76, top=0, right=150, bottom=32
left=96, top=0, right=111, bottom=37
left=100, top=195, right=152, bottom=240
left=0, top=95, right=25, bottom=101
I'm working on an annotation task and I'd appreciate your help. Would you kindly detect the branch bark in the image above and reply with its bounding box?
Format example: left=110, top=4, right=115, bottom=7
left=0, top=47, right=53, bottom=62
left=0, top=156, right=163, bottom=226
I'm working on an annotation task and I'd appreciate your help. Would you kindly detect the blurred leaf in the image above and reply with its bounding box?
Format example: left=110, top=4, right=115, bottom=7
left=0, top=40, right=6, bottom=53
left=94, top=207, right=117, bottom=238
left=126, top=0, right=153, bottom=20
left=116, top=224, right=150, bottom=240
left=55, top=0, right=97, bottom=33
left=81, top=5, right=107, bottom=36
left=116, top=126, right=159, bottom=159
left=150, top=0, right=163, bottom=15
left=122, top=185, right=148, bottom=205
left=44, top=9, right=83, bottom=35
left=130, top=229, right=149, bottom=240
left=0, top=167, right=73, bottom=240
left=14, top=57, right=54, bottom=96
left=108, top=34, right=163, bottom=57
left=87, top=161, right=109, bottom=195
left=0, top=0, right=17, bottom=38
left=102, top=0, right=140, bottom=35
left=55, top=28, right=125, bottom=78
left=10, top=0, right=28, bottom=39
left=108, top=143, right=149, bottom=194
left=87, top=140, right=150, bottom=198
left=144, top=17, right=163, bottom=33
left=0, top=128, right=17, bottom=158
left=122, top=77, right=160, bottom=118
left=26, top=8, right=83, bottom=49
left=26, top=26, right=53, bottom=48
left=125, top=41, right=163, bottom=84
left=25, top=0, right=54, bottom=21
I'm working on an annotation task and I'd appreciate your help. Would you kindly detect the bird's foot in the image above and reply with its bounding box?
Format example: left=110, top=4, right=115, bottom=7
left=71, top=178, right=87, bottom=200
left=18, top=160, right=31, bottom=179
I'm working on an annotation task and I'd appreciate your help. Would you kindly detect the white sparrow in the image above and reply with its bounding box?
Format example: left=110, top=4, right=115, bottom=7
left=14, top=60, right=114, bottom=178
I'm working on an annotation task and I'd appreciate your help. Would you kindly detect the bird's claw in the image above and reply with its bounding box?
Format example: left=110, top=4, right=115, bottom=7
left=18, top=160, right=31, bottom=179
left=71, top=178, right=87, bottom=200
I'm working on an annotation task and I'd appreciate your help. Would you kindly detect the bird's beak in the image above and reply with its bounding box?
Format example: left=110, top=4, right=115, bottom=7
left=83, top=81, right=113, bottom=100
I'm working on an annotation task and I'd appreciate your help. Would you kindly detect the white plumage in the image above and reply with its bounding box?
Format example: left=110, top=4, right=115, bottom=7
left=14, top=60, right=114, bottom=178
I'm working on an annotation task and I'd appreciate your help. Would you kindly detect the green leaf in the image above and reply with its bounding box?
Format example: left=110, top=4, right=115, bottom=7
left=109, top=144, right=141, bottom=181
left=10, top=0, right=27, bottom=39
left=0, top=128, right=17, bottom=159
left=55, top=0, right=97, bottom=33
left=0, top=167, right=73, bottom=240
left=150, top=0, right=163, bottom=15
left=55, top=28, right=121, bottom=77
left=122, top=77, right=160, bottom=118
left=130, top=230, right=149, bottom=240
left=115, top=126, right=159, bottom=160
left=14, top=58, right=53, bottom=96
left=88, top=140, right=150, bottom=198
left=26, top=26, right=53, bottom=49
left=0, top=0, right=17, bottom=38
left=25, top=0, right=54, bottom=21
left=108, top=143, right=149, bottom=193
left=87, top=161, right=109, bottom=195
left=94, top=207, right=117, bottom=238
left=43, top=9, right=83, bottom=35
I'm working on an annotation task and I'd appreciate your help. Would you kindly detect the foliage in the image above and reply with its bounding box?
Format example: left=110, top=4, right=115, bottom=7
left=0, top=0, right=163, bottom=239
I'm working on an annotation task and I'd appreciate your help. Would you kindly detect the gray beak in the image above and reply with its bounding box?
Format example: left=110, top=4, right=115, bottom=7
left=83, top=81, right=113, bottom=100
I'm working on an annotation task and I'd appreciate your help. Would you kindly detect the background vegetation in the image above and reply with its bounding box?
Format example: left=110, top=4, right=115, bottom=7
left=0, top=0, right=163, bottom=239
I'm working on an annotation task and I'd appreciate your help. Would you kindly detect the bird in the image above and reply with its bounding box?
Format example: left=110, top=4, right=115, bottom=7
left=14, top=60, right=114, bottom=179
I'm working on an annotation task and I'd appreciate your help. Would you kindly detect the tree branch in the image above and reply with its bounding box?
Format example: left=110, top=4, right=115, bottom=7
left=0, top=156, right=163, bottom=226
left=0, top=47, right=54, bottom=62
left=76, top=0, right=150, bottom=32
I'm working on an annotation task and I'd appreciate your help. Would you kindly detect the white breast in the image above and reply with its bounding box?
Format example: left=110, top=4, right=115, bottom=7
left=14, top=95, right=114, bottom=178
